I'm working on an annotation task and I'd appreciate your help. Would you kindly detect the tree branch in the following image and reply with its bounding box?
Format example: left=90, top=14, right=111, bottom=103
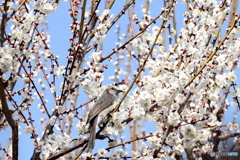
left=0, top=78, right=18, bottom=160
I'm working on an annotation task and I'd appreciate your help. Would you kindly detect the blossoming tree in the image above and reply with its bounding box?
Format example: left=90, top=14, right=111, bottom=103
left=0, top=0, right=240, bottom=160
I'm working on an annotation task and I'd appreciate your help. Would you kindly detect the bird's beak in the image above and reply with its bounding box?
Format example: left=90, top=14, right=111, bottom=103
left=117, top=89, right=124, bottom=93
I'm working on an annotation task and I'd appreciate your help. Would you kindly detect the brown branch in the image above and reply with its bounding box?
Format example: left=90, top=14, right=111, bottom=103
left=0, top=0, right=8, bottom=46
left=105, top=0, right=135, bottom=34
left=153, top=125, right=173, bottom=158
left=105, top=0, right=115, bottom=9
left=69, top=0, right=77, bottom=21
left=0, top=78, right=18, bottom=160
left=228, top=0, right=238, bottom=28
left=79, top=0, right=100, bottom=43
left=78, top=0, right=87, bottom=42
left=105, top=133, right=153, bottom=151
left=219, top=132, right=240, bottom=141
left=172, top=6, right=178, bottom=44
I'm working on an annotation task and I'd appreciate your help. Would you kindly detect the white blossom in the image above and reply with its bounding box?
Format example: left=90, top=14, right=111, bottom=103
left=24, top=126, right=37, bottom=134
left=49, top=116, right=57, bottom=126
left=97, top=148, right=107, bottom=157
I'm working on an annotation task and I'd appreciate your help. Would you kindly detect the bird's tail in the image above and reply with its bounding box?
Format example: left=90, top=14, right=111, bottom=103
left=86, top=116, right=98, bottom=153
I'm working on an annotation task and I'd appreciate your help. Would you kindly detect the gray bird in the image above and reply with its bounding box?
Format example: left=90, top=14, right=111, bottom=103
left=86, top=86, right=124, bottom=153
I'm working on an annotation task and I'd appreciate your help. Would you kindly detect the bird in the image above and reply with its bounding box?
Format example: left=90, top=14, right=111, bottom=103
left=85, top=86, right=124, bottom=153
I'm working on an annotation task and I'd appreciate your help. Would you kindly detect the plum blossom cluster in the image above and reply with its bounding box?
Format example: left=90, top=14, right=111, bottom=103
left=81, top=58, right=105, bottom=99
left=24, top=126, right=37, bottom=134
left=109, top=149, right=126, bottom=160
left=93, top=9, right=114, bottom=45
left=39, top=133, right=71, bottom=160
left=101, top=108, right=127, bottom=137
left=0, top=45, right=16, bottom=73
left=0, top=0, right=60, bottom=73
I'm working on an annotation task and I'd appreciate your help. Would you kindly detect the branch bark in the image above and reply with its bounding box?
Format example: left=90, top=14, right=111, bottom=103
left=0, top=78, right=18, bottom=160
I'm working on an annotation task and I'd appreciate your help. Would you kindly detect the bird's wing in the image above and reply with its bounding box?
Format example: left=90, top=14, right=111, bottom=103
left=86, top=115, right=98, bottom=153
left=87, top=93, right=114, bottom=124
left=87, top=100, right=104, bottom=123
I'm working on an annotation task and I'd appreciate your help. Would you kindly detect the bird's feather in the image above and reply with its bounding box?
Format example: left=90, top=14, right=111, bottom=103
left=87, top=88, right=116, bottom=125
left=86, top=115, right=98, bottom=153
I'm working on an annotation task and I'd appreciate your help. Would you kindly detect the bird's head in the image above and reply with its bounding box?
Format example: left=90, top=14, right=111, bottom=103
left=106, top=86, right=124, bottom=96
